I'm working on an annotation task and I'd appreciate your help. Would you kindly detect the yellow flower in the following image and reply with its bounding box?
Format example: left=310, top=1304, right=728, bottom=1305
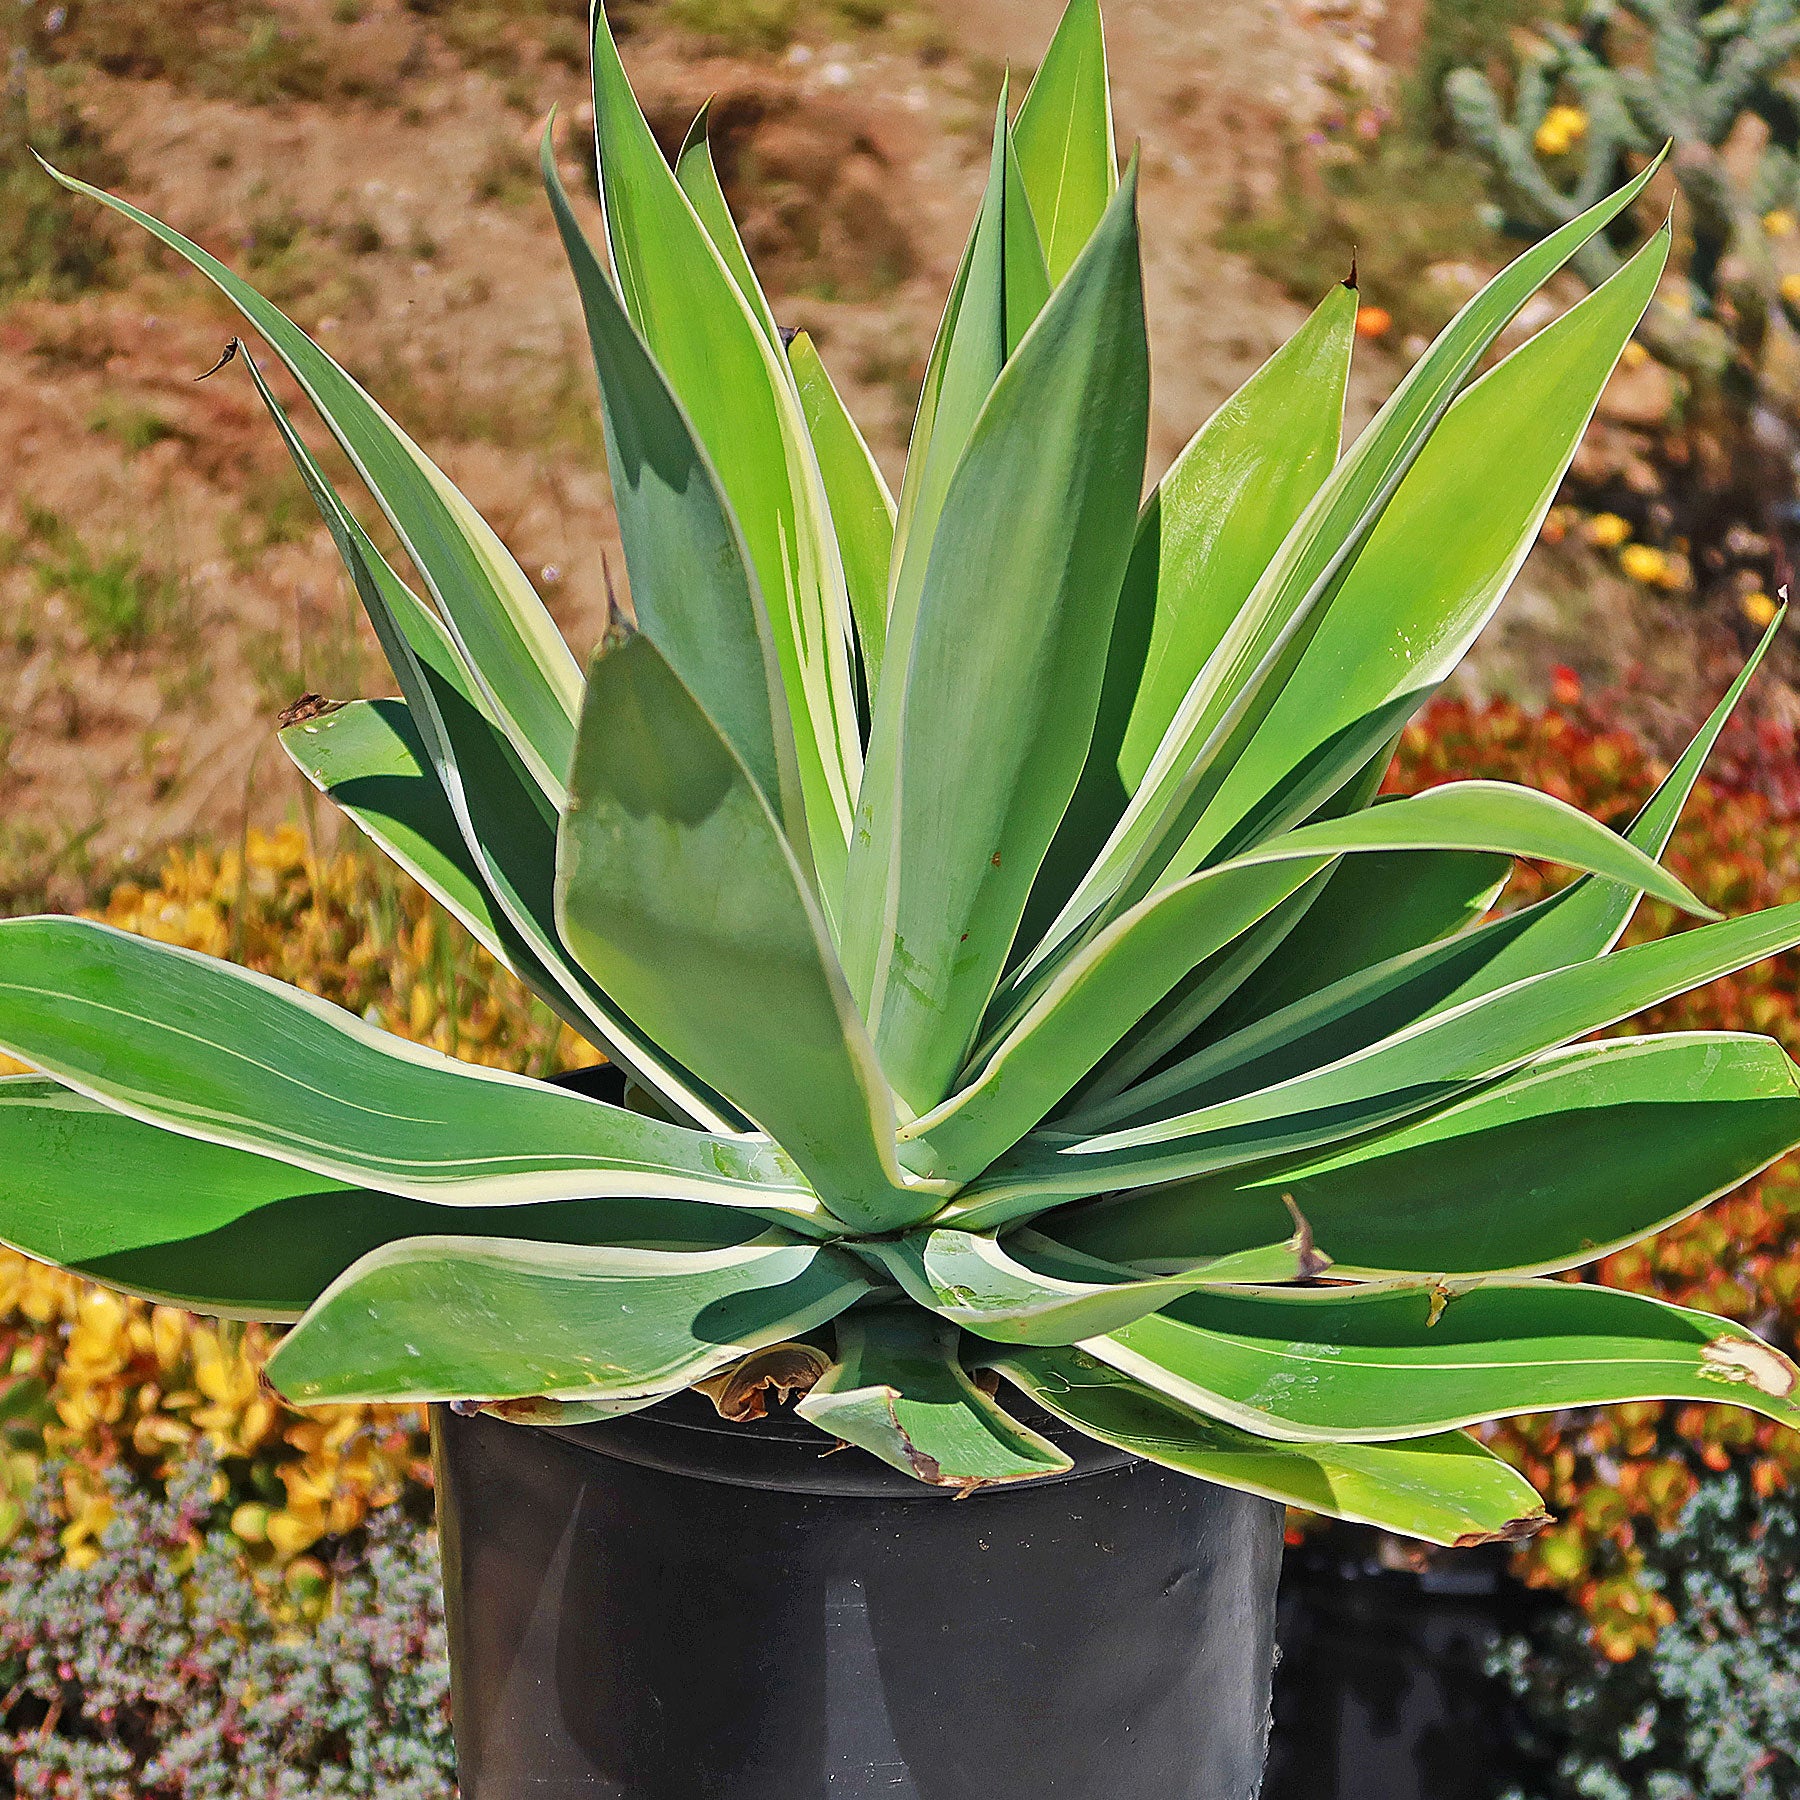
left=1767, top=209, right=1798, bottom=238
left=1620, top=543, right=1670, bottom=586
left=1743, top=591, right=1780, bottom=629
left=1782, top=272, right=1800, bottom=308
left=1586, top=512, right=1632, bottom=549
left=1534, top=104, right=1588, bottom=158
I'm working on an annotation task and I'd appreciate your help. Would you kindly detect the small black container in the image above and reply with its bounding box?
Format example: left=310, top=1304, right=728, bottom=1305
left=1263, top=1534, right=1554, bottom=1800
left=432, top=1393, right=1284, bottom=1800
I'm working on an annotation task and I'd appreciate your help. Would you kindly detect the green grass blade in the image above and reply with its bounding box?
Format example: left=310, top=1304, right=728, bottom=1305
left=39, top=160, right=582, bottom=804
left=910, top=779, right=1711, bottom=1183
left=589, top=5, right=860, bottom=892
left=795, top=1307, right=1072, bottom=1486
left=1011, top=0, right=1118, bottom=283
left=1023, top=281, right=1356, bottom=948
left=557, top=631, right=942, bottom=1232
left=0, top=917, right=821, bottom=1224
left=542, top=133, right=804, bottom=842
left=995, top=1345, right=1549, bottom=1546
left=1090, top=1278, right=1800, bottom=1443
left=845, top=165, right=1148, bottom=1114
left=268, top=1234, right=868, bottom=1405
left=1034, top=165, right=1666, bottom=965
left=788, top=330, right=894, bottom=701
left=1056, top=1033, right=1800, bottom=1280
left=0, top=1076, right=762, bottom=1322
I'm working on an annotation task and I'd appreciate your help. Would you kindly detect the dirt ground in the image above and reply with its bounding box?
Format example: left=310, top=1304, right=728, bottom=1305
left=0, top=0, right=1748, bottom=907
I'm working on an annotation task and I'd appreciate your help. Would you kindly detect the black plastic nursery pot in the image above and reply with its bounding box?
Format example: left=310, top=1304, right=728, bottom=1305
left=432, top=1391, right=1284, bottom=1800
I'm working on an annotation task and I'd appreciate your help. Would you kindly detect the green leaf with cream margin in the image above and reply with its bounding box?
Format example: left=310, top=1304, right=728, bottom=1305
left=908, top=778, right=1712, bottom=1183
left=1089, top=1279, right=1800, bottom=1444
left=1028, top=280, right=1356, bottom=946
left=0, top=916, right=822, bottom=1226
left=1010, top=0, right=1118, bottom=283
left=1031, top=167, right=1666, bottom=968
left=245, top=348, right=741, bottom=1131
left=1055, top=1032, right=1800, bottom=1280
left=863, top=1226, right=1317, bottom=1346
left=267, top=1234, right=869, bottom=1405
left=952, top=899, right=1800, bottom=1223
left=589, top=5, right=860, bottom=893
left=996, top=1345, right=1548, bottom=1545
left=796, top=1307, right=1071, bottom=1487
left=1077, top=614, right=1783, bottom=1140
left=843, top=164, right=1148, bottom=1114
left=0, top=1076, right=762, bottom=1322
left=556, top=631, right=944, bottom=1232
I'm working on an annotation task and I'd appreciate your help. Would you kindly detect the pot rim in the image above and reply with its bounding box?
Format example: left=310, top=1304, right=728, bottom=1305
left=446, top=1390, right=1137, bottom=1500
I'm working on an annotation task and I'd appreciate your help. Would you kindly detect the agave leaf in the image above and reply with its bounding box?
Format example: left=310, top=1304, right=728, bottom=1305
left=589, top=5, right=860, bottom=892
left=1025, top=282, right=1357, bottom=946
left=862, top=1226, right=1310, bottom=1346
left=1429, top=606, right=1786, bottom=995
left=788, top=330, right=895, bottom=700
left=954, top=899, right=1800, bottom=1222
left=1167, top=229, right=1674, bottom=875
left=556, top=631, right=941, bottom=1232
left=1010, top=0, right=1118, bottom=284
left=1088, top=1278, right=1800, bottom=1443
left=1034, top=165, right=1667, bottom=967
left=0, top=917, right=822, bottom=1224
left=267, top=1234, right=869, bottom=1405
left=672, top=105, right=783, bottom=351
left=795, top=1307, right=1072, bottom=1485
left=280, top=698, right=532, bottom=975
left=845, top=164, right=1148, bottom=1114
left=909, top=779, right=1711, bottom=1183
left=246, top=350, right=740, bottom=1130
left=1054, top=1032, right=1800, bottom=1279
left=0, top=1077, right=762, bottom=1321
left=541, top=134, right=803, bottom=840
left=1084, top=623, right=1783, bottom=1133
left=994, top=1344, right=1548, bottom=1547
left=1076, top=899, right=1800, bottom=1171
left=1197, top=846, right=1512, bottom=1039
left=887, top=92, right=1049, bottom=592
left=39, top=161, right=581, bottom=805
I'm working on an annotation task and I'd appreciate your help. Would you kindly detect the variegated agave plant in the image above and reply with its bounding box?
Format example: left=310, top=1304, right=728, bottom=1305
left=10, top=0, right=1800, bottom=1543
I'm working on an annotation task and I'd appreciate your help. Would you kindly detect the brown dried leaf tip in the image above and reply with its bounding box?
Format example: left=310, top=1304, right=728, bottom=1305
left=1282, top=1195, right=1331, bottom=1280
left=196, top=338, right=242, bottom=382
left=1455, top=1509, right=1552, bottom=1549
left=277, top=693, right=344, bottom=728
left=695, top=1342, right=832, bottom=1422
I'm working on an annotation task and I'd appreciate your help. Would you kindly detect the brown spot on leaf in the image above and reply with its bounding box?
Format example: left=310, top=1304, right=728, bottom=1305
left=1699, top=1333, right=1798, bottom=1397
